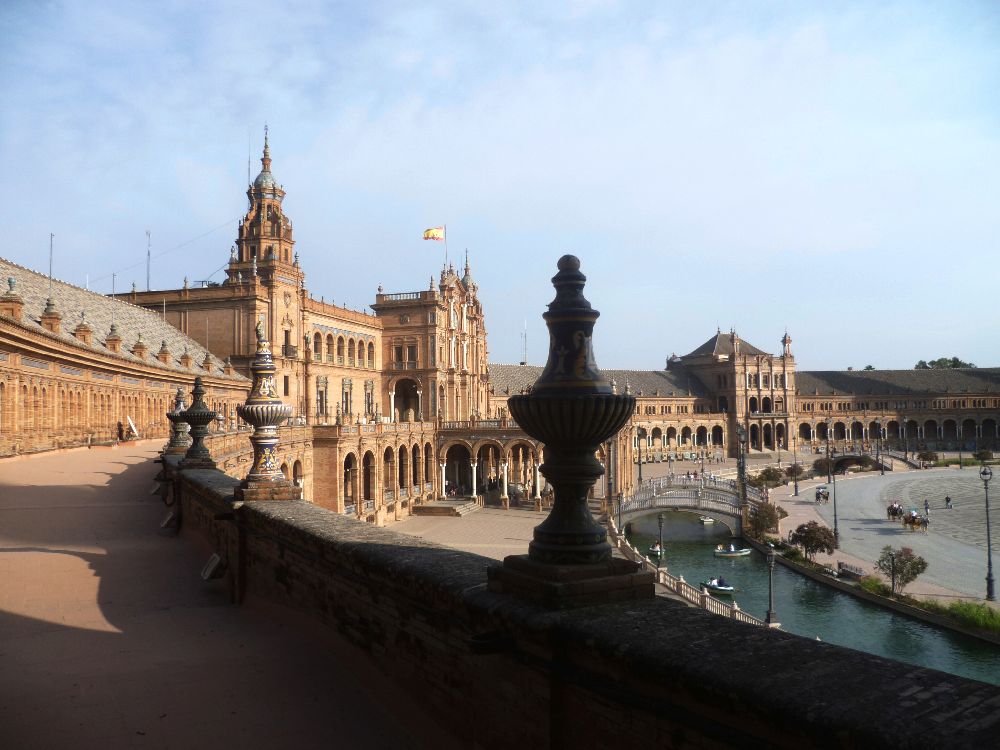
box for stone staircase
[411,499,481,517]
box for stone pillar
[501,461,509,501]
[416,389,423,421]
[470,460,478,500]
[533,462,542,499]
[389,392,396,423]
[439,461,447,499]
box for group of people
[814,487,830,504]
[707,576,729,588]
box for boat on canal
[699,516,715,524]
[701,580,735,595]
[714,544,751,557]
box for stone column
[439,461,447,499]
[470,460,478,500]
[533,461,542,499]
[389,392,396,423]
[416,389,423,421]
[501,460,509,508]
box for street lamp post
[766,547,778,625]
[826,418,839,542]
[737,424,748,514]
[617,491,623,530]
[824,418,832,484]
[657,512,665,570]
[875,419,884,476]
[901,415,907,459]
[792,433,799,496]
[777,438,782,468]
[637,429,643,484]
[981,465,995,601]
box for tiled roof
[0,257,247,382]
[488,364,709,397]
[683,332,769,358]
[796,368,1000,396]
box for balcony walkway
[0,441,459,750]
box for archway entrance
[393,378,420,422]
[445,444,472,496]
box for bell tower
[227,128,302,284]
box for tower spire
[261,124,271,172]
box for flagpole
[444,224,449,268]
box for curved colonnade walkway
[0,442,459,750]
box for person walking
[945,495,953,510]
[924,498,930,516]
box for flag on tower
[423,226,445,241]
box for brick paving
[0,442,459,750]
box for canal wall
[742,536,1000,646]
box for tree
[789,521,837,561]
[749,503,783,538]
[974,450,994,462]
[863,364,875,371]
[914,357,975,370]
[785,463,804,480]
[917,450,939,463]
[875,546,927,595]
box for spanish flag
[423,226,445,241]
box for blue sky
[2,1,998,370]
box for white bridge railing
[622,475,763,517]
[607,518,769,628]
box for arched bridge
[825,451,893,471]
[619,476,764,533]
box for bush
[813,458,832,476]
[948,601,1000,632]
[749,503,781,538]
[785,463,804,480]
[973,450,994,462]
[917,450,939,463]
[858,575,890,596]
[790,521,837,561]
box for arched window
[367,342,375,368]
[326,334,334,362]
[313,333,321,356]
[337,337,345,362]
[348,339,356,365]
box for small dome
[254,168,276,189]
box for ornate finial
[429,276,435,290]
[132,281,137,292]
[43,297,57,315]
[237,271,243,283]
[529,255,609,396]
[503,255,636,568]
[136,332,143,343]
[179,377,217,468]
[377,284,383,294]
[230,246,237,261]
[464,249,470,274]
[108,323,119,337]
[183,276,189,289]
[261,125,271,171]
[293,251,299,266]
[79,310,86,324]
[6,277,15,293]
[251,256,257,276]
[236,309,296,499]
[165,387,191,454]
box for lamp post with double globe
[826,418,839,542]
[981,465,995,601]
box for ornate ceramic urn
[165,387,191,454]
[179,377,217,468]
[236,319,296,496]
[507,255,635,565]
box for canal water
[626,510,1000,686]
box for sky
[2,1,998,371]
